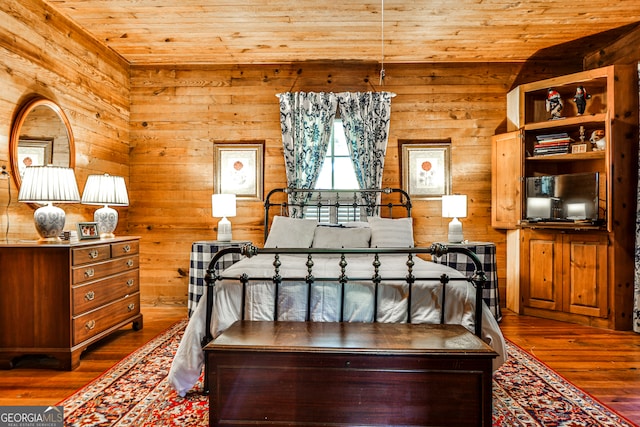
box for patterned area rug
[60,320,637,427]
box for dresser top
[0,236,140,248]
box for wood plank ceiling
[44,0,640,66]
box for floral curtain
[634,62,640,333]
[337,91,393,215]
[277,91,338,217]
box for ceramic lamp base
[447,217,464,243]
[216,216,232,242]
[34,203,65,242]
[94,205,118,239]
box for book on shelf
[536,132,570,141]
[533,145,571,156]
[535,138,572,147]
[535,132,573,146]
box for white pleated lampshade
[81,174,129,206]
[18,165,81,204]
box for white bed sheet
[168,253,507,396]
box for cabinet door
[562,234,608,318]
[491,131,522,229]
[521,230,562,311]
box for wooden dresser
[0,236,143,370]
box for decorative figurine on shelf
[573,85,591,115]
[546,88,564,120]
[590,129,606,151]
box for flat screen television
[525,172,600,223]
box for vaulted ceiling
[44,0,640,66]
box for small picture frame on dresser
[77,222,99,240]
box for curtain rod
[275,92,397,97]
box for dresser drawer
[73,293,140,345]
[72,270,139,315]
[72,244,111,266]
[72,255,139,285]
[112,240,139,258]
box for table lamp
[212,193,236,241]
[18,165,81,242]
[81,173,129,238]
[441,194,467,243]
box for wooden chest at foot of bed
[205,321,497,427]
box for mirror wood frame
[9,97,76,193]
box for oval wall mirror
[9,97,75,191]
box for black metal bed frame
[262,187,412,241]
[201,188,487,349]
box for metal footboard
[201,243,487,348]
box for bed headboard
[263,187,412,241]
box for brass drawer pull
[126,259,134,267]
[126,279,135,287]
[84,291,95,301]
[89,249,99,259]
[127,303,135,312]
[123,244,131,253]
[85,320,96,331]
[84,268,95,278]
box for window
[305,119,361,222]
[314,119,358,190]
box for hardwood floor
[0,306,639,425]
[0,306,186,407]
[499,309,640,425]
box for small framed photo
[213,142,264,201]
[401,142,452,199]
[571,143,587,154]
[77,222,99,240]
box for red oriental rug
[59,320,637,427]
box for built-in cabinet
[0,237,143,369]
[492,65,638,330]
[522,229,608,320]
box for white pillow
[367,216,414,248]
[312,227,371,248]
[264,216,318,248]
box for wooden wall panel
[3,0,599,311]
[0,0,130,240]
[129,61,577,307]
[584,25,640,68]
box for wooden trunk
[206,321,497,427]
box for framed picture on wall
[401,142,451,199]
[213,142,264,201]
[17,139,53,177]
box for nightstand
[432,241,501,321]
[188,240,250,317]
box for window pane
[333,158,358,189]
[315,160,332,189]
[333,120,350,156]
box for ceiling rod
[379,0,385,86]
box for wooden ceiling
[44,0,640,66]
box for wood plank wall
[0,0,130,238]
[6,0,632,311]
[129,61,580,307]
